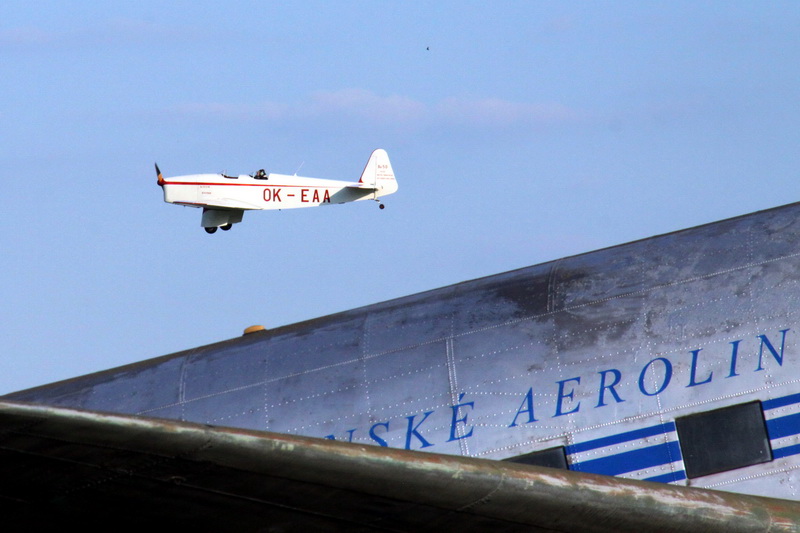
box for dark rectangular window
[506,446,568,469]
[675,401,772,479]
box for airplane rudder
[375,149,397,194]
[359,149,397,194]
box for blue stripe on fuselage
[570,441,682,476]
[763,393,800,411]
[566,422,676,455]
[766,412,800,440]
[643,470,687,483]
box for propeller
[155,163,165,187]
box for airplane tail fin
[358,149,398,196]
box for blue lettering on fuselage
[324,329,792,448]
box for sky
[1,2,799,394]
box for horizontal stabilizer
[0,400,797,531]
[346,183,378,191]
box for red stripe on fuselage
[164,181,332,188]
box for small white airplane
[156,149,397,233]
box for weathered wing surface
[0,400,797,532]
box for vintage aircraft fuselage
[161,173,384,210]
[8,200,800,501]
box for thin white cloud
[165,90,426,125]
[0,27,52,46]
[165,90,583,130]
[304,89,427,124]
[169,102,287,121]
[0,19,194,50]
[543,16,576,34]
[437,97,581,127]
[87,18,181,45]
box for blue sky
[1,2,799,394]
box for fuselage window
[675,401,772,479]
[506,446,568,469]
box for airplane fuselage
[162,173,379,210]
[10,199,800,503]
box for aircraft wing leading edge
[0,400,797,532]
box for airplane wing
[0,401,797,531]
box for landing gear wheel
[379,204,385,210]
[221,224,232,231]
[205,227,217,234]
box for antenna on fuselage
[293,161,305,176]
